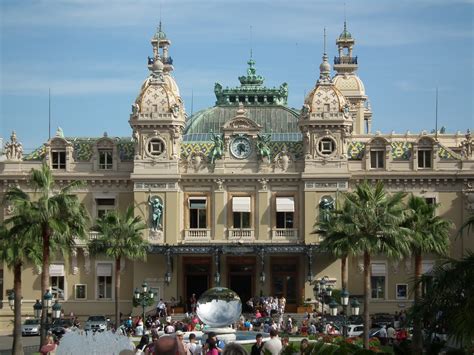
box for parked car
[84,315,108,332]
[50,318,74,338]
[346,324,364,337]
[21,318,41,336]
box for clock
[230,136,252,159]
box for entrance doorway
[271,257,299,312]
[183,257,211,313]
[227,257,255,312]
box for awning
[371,263,386,276]
[276,197,295,212]
[97,263,112,277]
[49,264,64,277]
[189,198,207,209]
[232,197,251,212]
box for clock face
[230,137,252,159]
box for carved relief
[460,130,473,159]
[215,179,225,191]
[274,146,293,172]
[83,248,91,274]
[258,178,268,191]
[188,152,207,172]
[71,249,79,275]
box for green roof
[184,105,300,138]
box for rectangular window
[396,284,408,300]
[51,276,65,300]
[276,197,295,229]
[232,197,251,229]
[74,284,87,300]
[233,211,251,228]
[321,140,333,153]
[425,197,436,205]
[96,198,115,218]
[52,151,66,169]
[50,264,65,300]
[189,198,207,229]
[371,263,386,299]
[370,150,385,169]
[99,150,113,170]
[97,263,112,299]
[276,212,294,228]
[418,150,432,168]
[371,276,385,299]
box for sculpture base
[203,327,236,344]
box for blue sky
[1,0,473,152]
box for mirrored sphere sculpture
[196,287,242,328]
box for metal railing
[334,56,358,65]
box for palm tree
[411,252,474,349]
[4,164,89,346]
[0,222,41,355]
[317,203,354,291]
[403,195,453,354]
[88,206,149,329]
[329,180,410,349]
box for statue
[148,195,163,231]
[208,131,224,165]
[319,196,335,223]
[256,133,271,161]
[4,131,23,161]
[461,129,473,159]
[56,127,64,138]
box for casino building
[0,23,473,330]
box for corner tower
[299,30,352,173]
[129,24,185,174]
[332,22,372,134]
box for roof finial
[344,2,347,31]
[250,25,253,59]
[323,27,327,55]
[319,28,331,82]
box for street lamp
[313,276,333,332]
[33,300,42,319]
[214,272,221,286]
[8,292,15,310]
[52,300,62,319]
[329,299,338,316]
[133,281,155,322]
[259,271,266,284]
[351,298,360,316]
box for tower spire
[319,28,331,82]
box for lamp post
[33,300,42,319]
[43,290,53,327]
[52,300,62,320]
[133,282,155,323]
[340,289,350,337]
[8,292,15,310]
[313,276,332,332]
[328,291,361,338]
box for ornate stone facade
[0,23,472,330]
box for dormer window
[370,150,385,169]
[52,151,66,169]
[418,149,432,169]
[99,150,113,170]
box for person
[136,320,144,336]
[387,324,396,345]
[222,342,249,355]
[157,298,167,317]
[280,337,290,354]
[40,335,57,355]
[379,325,388,345]
[176,330,187,352]
[136,335,149,354]
[261,329,282,355]
[204,332,223,354]
[187,333,202,355]
[189,293,197,314]
[144,334,159,354]
[206,338,219,355]
[153,335,179,355]
[300,338,310,355]
[250,333,264,355]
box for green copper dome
[153,21,167,40]
[184,58,300,139]
[339,21,352,39]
